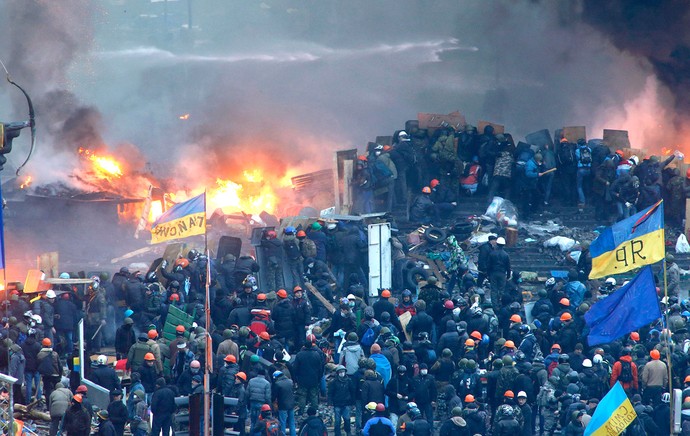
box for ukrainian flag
[589,200,664,279]
[584,382,636,436]
[150,193,206,244]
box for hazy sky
[0,0,682,186]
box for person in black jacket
[62,395,91,436]
[299,406,328,436]
[107,389,128,436]
[386,365,413,423]
[150,378,176,436]
[89,355,121,392]
[114,318,136,360]
[487,237,511,306]
[271,290,295,348]
[494,407,521,436]
[292,336,325,415]
[412,364,438,431]
[373,291,402,333]
[439,406,470,436]
[272,371,296,436]
[20,331,42,402]
[406,301,434,340]
[477,236,497,285]
[329,365,355,436]
[260,230,284,292]
[96,410,117,436]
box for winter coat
[307,229,328,262]
[49,384,72,418]
[329,375,355,407]
[410,195,434,223]
[361,375,386,404]
[487,248,511,276]
[97,420,117,436]
[107,400,128,436]
[9,346,25,382]
[53,298,79,331]
[136,364,159,393]
[37,347,61,376]
[339,342,365,375]
[33,299,55,328]
[247,375,271,403]
[272,375,295,410]
[151,386,176,417]
[412,374,437,405]
[363,416,395,436]
[439,416,470,436]
[610,356,639,391]
[21,337,41,372]
[271,299,295,334]
[89,365,121,392]
[292,346,325,388]
[124,278,146,311]
[406,310,434,339]
[299,415,329,436]
[641,359,668,388]
[115,324,136,356]
[63,403,91,435]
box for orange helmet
[383,145,392,152]
[504,340,515,349]
[42,338,52,347]
[381,290,391,298]
[293,285,303,293]
[257,293,267,301]
[144,353,156,361]
[551,344,561,351]
[509,314,522,323]
[357,155,367,162]
[259,332,271,340]
[430,179,440,188]
[73,394,83,403]
[465,338,475,346]
[169,293,180,302]
[225,354,237,363]
[470,331,482,340]
[277,289,288,299]
[175,325,186,334]
[174,258,190,268]
[504,390,515,398]
[559,298,570,306]
[296,230,307,238]
[560,312,573,322]
[465,394,475,403]
[148,330,158,339]
[630,332,640,341]
[422,186,432,194]
[236,372,247,382]
[650,349,660,360]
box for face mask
[349,301,355,308]
[191,368,199,374]
[375,151,381,156]
[308,263,314,268]
[338,372,346,378]
[420,370,428,376]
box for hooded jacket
[610,355,638,391]
[340,341,364,375]
[439,416,469,436]
[49,383,72,418]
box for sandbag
[544,236,577,252]
[676,234,690,254]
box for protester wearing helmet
[410,186,435,224]
[260,228,285,293]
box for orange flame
[19,175,32,189]
[179,114,190,120]
[78,147,123,179]
[206,169,282,214]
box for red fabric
[610,355,638,391]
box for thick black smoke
[581,1,690,128]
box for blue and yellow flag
[151,193,206,244]
[584,382,636,436]
[585,266,661,346]
[588,200,664,279]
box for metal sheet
[368,222,392,297]
[525,129,554,148]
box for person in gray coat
[8,341,25,404]
[247,370,271,428]
[49,382,72,436]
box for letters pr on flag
[588,200,664,279]
[150,193,206,244]
[583,382,636,436]
[584,266,661,346]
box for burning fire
[78,147,124,179]
[208,170,281,214]
[19,176,32,189]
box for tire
[450,222,474,234]
[403,260,417,271]
[424,228,448,244]
[405,267,430,289]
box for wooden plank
[477,120,505,135]
[418,111,467,132]
[304,282,336,314]
[562,126,586,142]
[398,311,412,342]
[37,252,59,278]
[602,129,631,150]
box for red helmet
[174,258,190,268]
[296,230,307,238]
[265,230,277,240]
[261,404,271,412]
[76,385,88,394]
[443,300,454,310]
[430,179,440,188]
[306,334,316,343]
[277,289,288,299]
[169,293,180,302]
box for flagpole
[204,189,208,253]
[662,255,675,436]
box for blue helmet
[284,226,296,235]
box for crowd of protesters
[1,121,690,436]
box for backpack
[265,418,282,436]
[360,323,381,348]
[38,352,56,376]
[557,144,575,166]
[426,348,437,363]
[618,360,633,383]
[578,146,592,165]
[250,313,271,336]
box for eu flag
[584,266,661,346]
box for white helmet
[45,290,56,299]
[593,354,603,364]
[582,359,592,368]
[517,391,527,398]
[31,315,42,325]
[398,131,410,140]
[496,237,506,245]
[605,277,616,286]
[97,355,107,365]
[629,155,639,165]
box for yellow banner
[589,397,636,436]
[151,212,206,244]
[589,228,665,279]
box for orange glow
[78,147,123,179]
[149,200,164,222]
[179,114,190,120]
[206,169,282,214]
[19,175,32,189]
